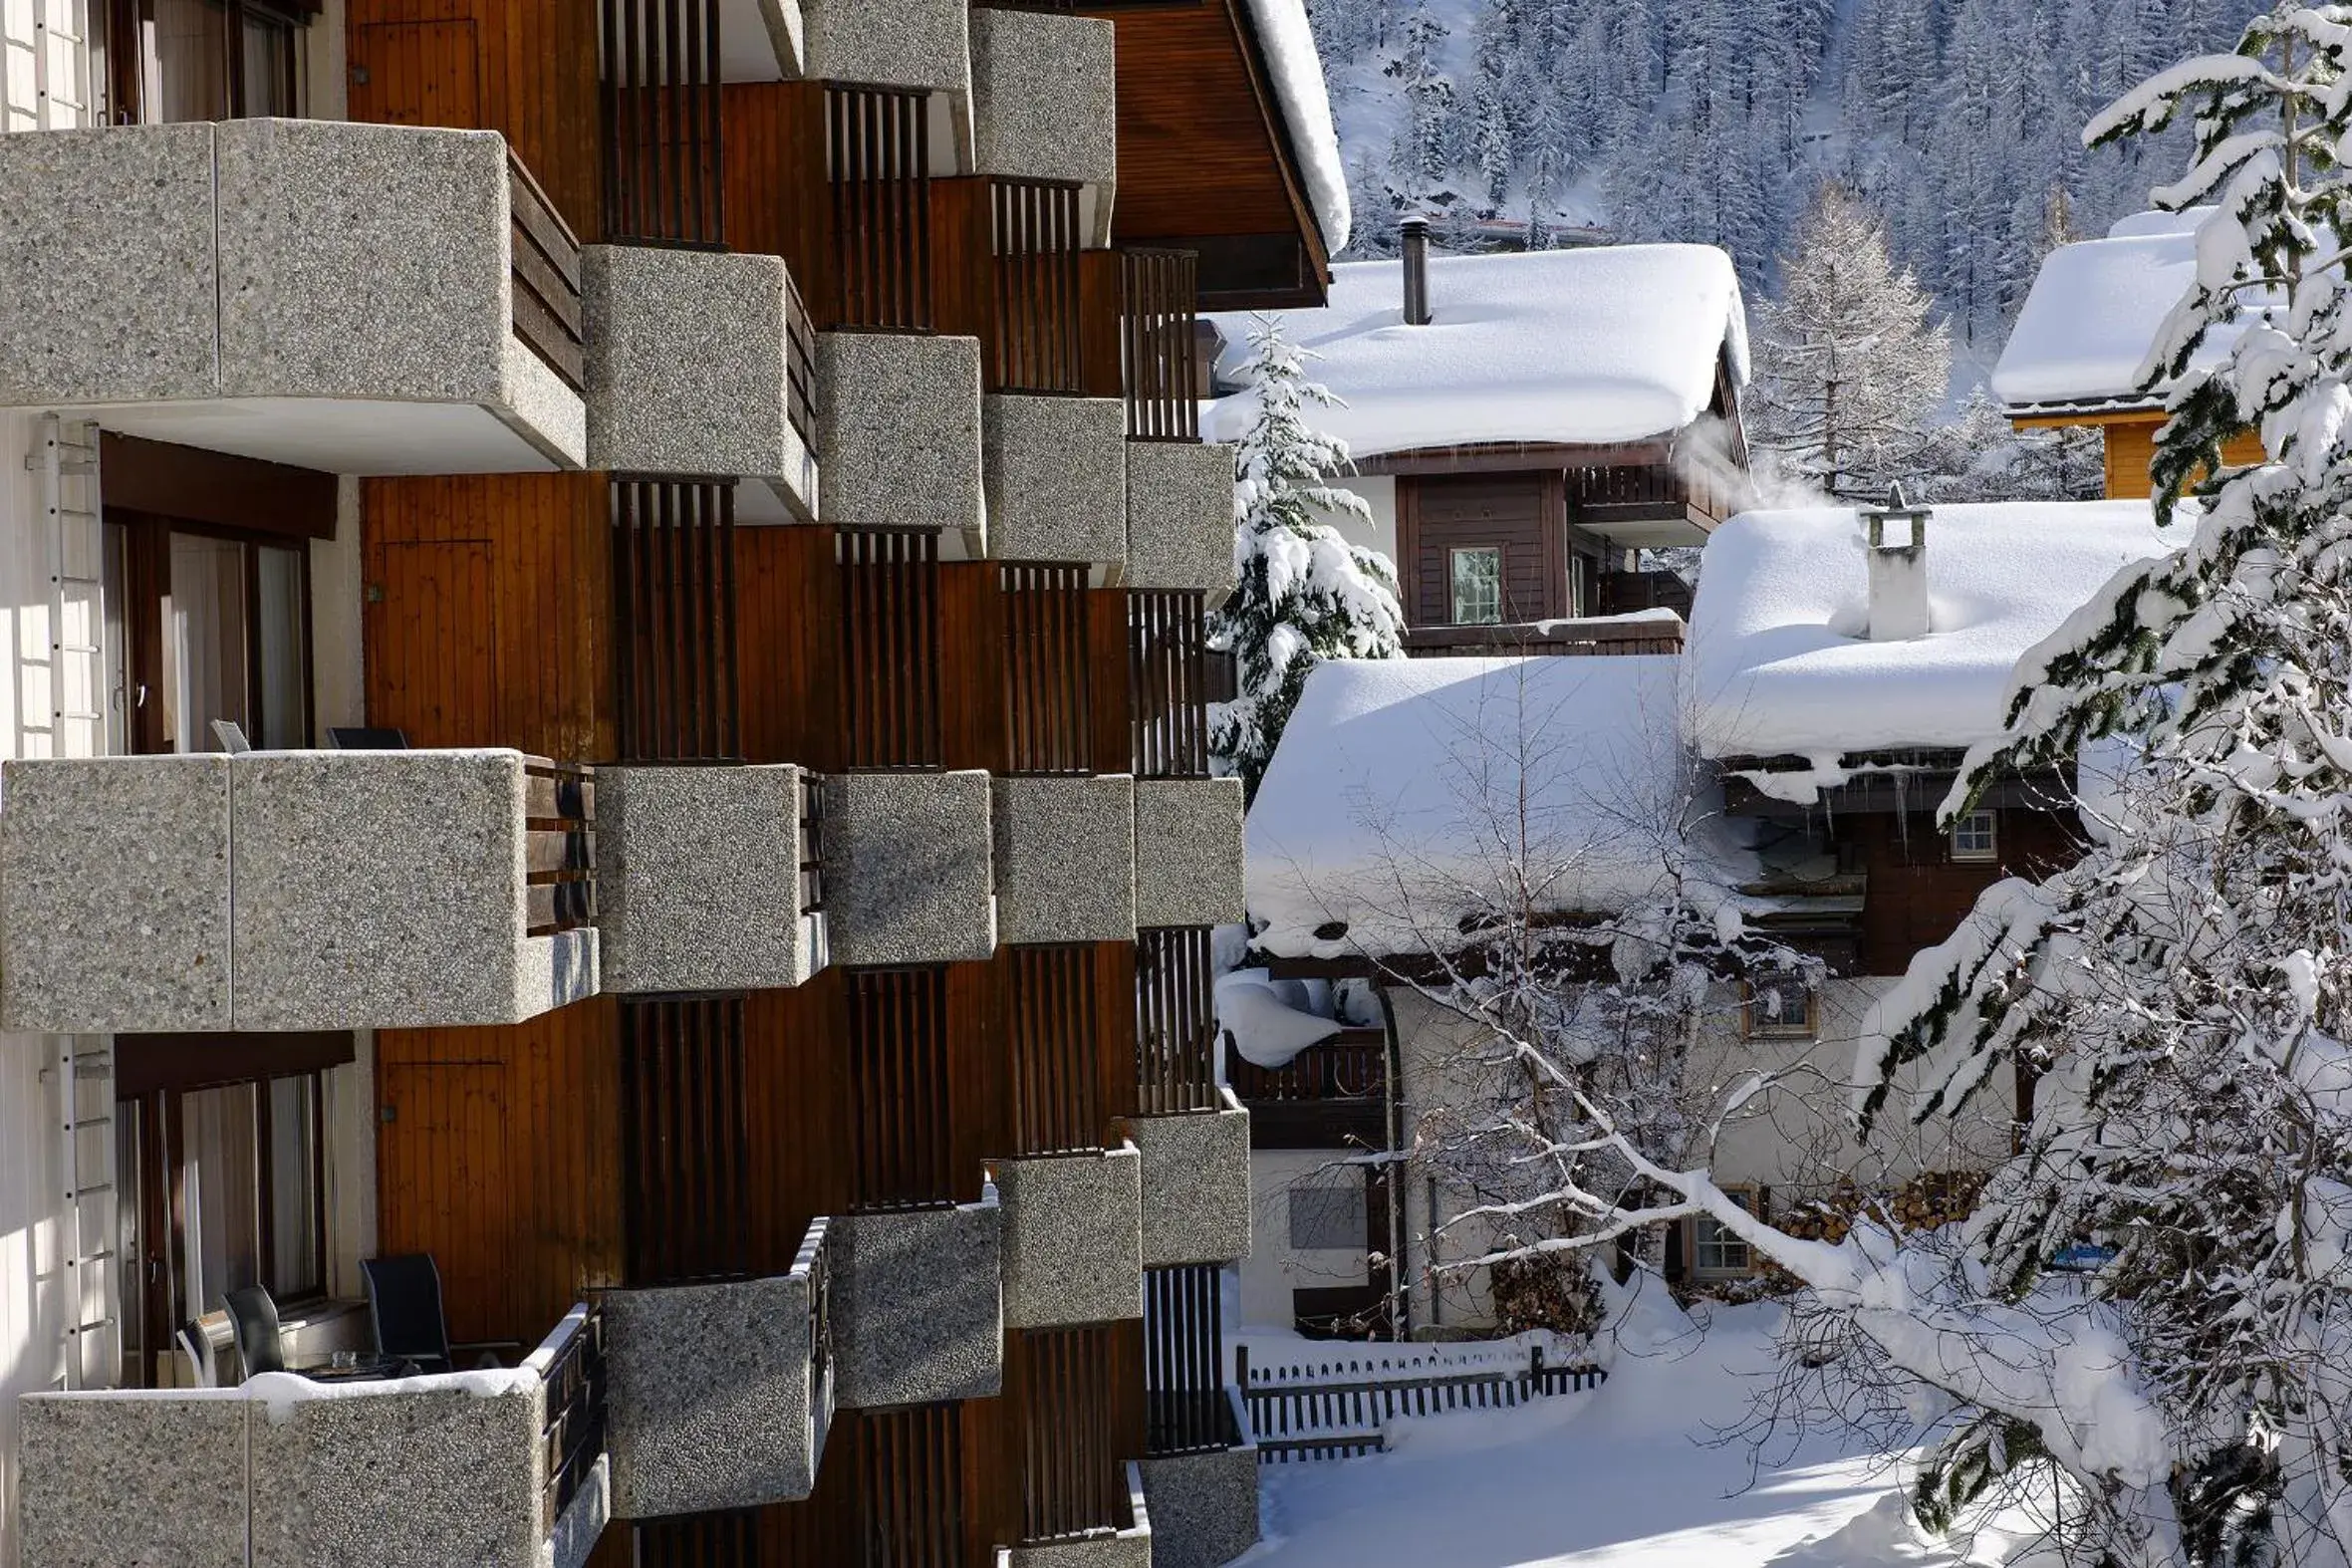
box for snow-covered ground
[1237,1303,2044,1568]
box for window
[118,523,312,755]
[1449,547,1502,626]
[1693,1188,1756,1276]
[1950,809,1998,864]
[1288,1183,1367,1251]
[174,1074,325,1317]
[1743,971,1817,1040]
[106,0,308,126]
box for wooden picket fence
[1235,1335,1606,1465]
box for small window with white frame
[1743,971,1816,1040]
[1950,808,1998,863]
[1692,1187,1757,1276]
[1449,547,1503,626]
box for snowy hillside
[1305,0,2265,353]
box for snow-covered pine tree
[1208,317,1406,801]
[1858,10,2352,1561]
[1750,181,1952,499]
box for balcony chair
[175,1317,223,1388]
[361,1253,522,1374]
[223,1285,288,1379]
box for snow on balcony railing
[1231,1330,1604,1464]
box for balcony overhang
[0,120,585,474]
[720,0,806,81]
[996,1145,1145,1330]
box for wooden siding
[736,524,842,773]
[1854,810,2079,976]
[2099,417,2265,499]
[347,0,602,240]
[361,473,614,762]
[375,1000,624,1351]
[721,81,828,286]
[1096,0,1326,306]
[1399,474,1565,628]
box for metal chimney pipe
[1401,217,1432,326]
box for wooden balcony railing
[1012,1325,1130,1543]
[1138,925,1218,1115]
[1227,1030,1388,1105]
[1130,589,1211,779]
[523,759,597,936]
[613,479,740,763]
[1403,616,1686,659]
[840,527,944,770]
[1005,563,1094,775]
[848,967,955,1209]
[621,994,751,1284]
[1569,461,1745,528]
[786,270,818,446]
[599,0,726,247]
[1146,1263,1240,1456]
[992,179,1084,393]
[1008,943,1119,1156]
[799,770,828,920]
[536,1303,609,1537]
[509,151,586,394]
[829,85,933,332]
[1123,248,1201,440]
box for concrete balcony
[1128,1089,1253,1268]
[819,333,984,540]
[1127,440,1240,597]
[1001,1462,1154,1568]
[833,1190,1004,1408]
[993,775,1136,945]
[16,1308,610,1568]
[604,1219,835,1519]
[0,119,586,473]
[598,764,826,994]
[824,769,995,966]
[1134,778,1246,929]
[0,751,598,1035]
[970,8,1116,244]
[1140,1405,1261,1568]
[996,1145,1144,1330]
[585,244,818,517]
[803,0,969,105]
[985,395,1128,567]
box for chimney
[1861,484,1932,642]
[1401,216,1432,326]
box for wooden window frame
[1741,972,1818,1041]
[1690,1186,1758,1277]
[1950,808,1998,864]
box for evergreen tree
[1749,182,1952,497]
[1207,318,1406,802]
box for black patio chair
[361,1253,522,1374]
[223,1286,287,1379]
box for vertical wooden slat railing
[848,967,955,1209]
[1129,590,1210,779]
[1122,248,1200,440]
[991,179,1084,392]
[798,770,828,919]
[786,270,819,445]
[538,1305,608,1535]
[840,527,944,770]
[1014,1326,1127,1542]
[614,480,740,762]
[599,0,726,247]
[1225,1032,1388,1105]
[859,1405,964,1567]
[621,995,753,1284]
[1003,564,1094,775]
[508,151,586,393]
[829,85,933,331]
[1136,926,1217,1115]
[1008,944,1105,1156]
[523,760,598,936]
[1145,1263,1235,1455]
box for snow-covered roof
[1686,501,2173,792]
[1247,654,1748,959]
[1990,208,2242,414]
[1239,0,1351,257]
[1203,245,1749,459]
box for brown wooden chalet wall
[1852,809,2079,976]
[1397,472,1568,626]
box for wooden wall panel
[1088,589,1132,777]
[2099,418,2264,499]
[347,0,602,239]
[736,524,842,773]
[931,177,994,349]
[1855,810,2080,976]
[940,562,1009,775]
[723,82,831,307]
[362,473,613,762]
[375,998,624,1351]
[743,976,852,1276]
[1404,475,1559,627]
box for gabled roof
[1236,0,1349,256]
[1991,209,2251,418]
[1685,501,2172,797]
[1203,244,1749,460]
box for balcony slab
[1127,441,1238,597]
[586,244,817,514]
[997,1147,1144,1330]
[0,755,232,1035]
[1133,778,1246,928]
[1140,1441,1260,1568]
[971,8,1115,231]
[604,1264,827,1518]
[599,764,822,993]
[993,774,1136,946]
[16,1393,250,1568]
[1129,1093,1253,1267]
[804,0,969,101]
[985,394,1127,567]
[818,332,983,537]
[825,769,995,966]
[833,1196,1004,1408]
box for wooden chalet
[0,2,1340,1565]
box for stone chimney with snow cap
[1401,216,1432,325]
[1861,484,1933,641]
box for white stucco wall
[1240,1149,1377,1330]
[1317,476,1397,576]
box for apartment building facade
[0,2,1341,1564]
